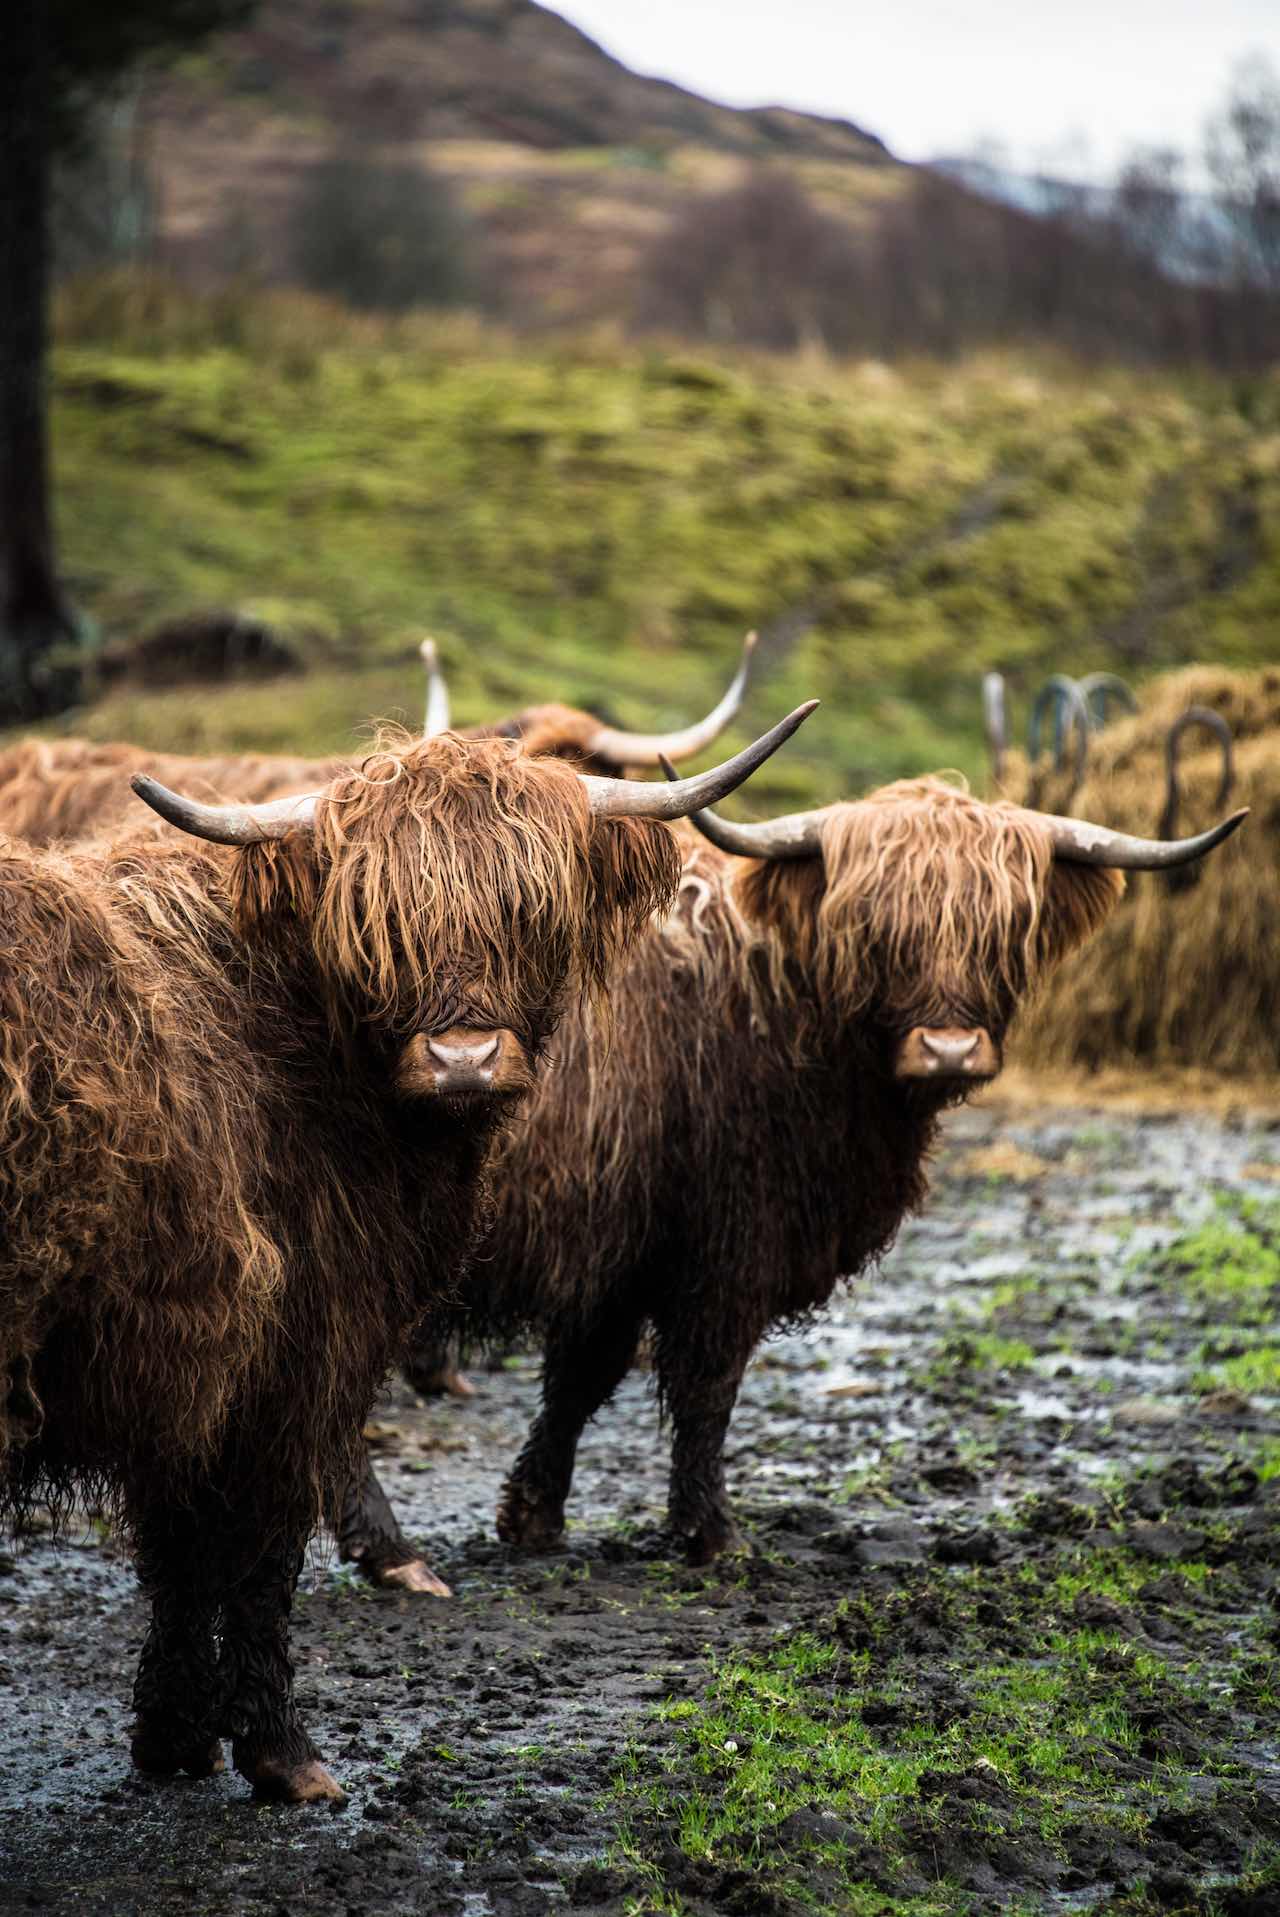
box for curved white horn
[580,701,817,818]
[659,756,825,859]
[1026,806,1248,869]
[131,775,321,845]
[421,638,451,736]
[666,779,1249,873]
[583,633,758,768]
[983,671,1007,784]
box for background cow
[425,776,1243,1564]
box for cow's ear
[230,835,319,938]
[1038,861,1125,968]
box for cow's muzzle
[895,1027,1001,1082]
[396,1026,534,1101]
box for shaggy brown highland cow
[379,774,1240,1567]
[0,633,756,849]
[0,644,760,1593]
[0,711,810,1801]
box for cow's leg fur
[130,1500,226,1778]
[333,1449,452,1596]
[659,1319,760,1565]
[496,1312,642,1548]
[218,1521,343,1803]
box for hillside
[156,0,890,158]
[40,284,1280,812]
[139,0,898,321]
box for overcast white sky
[554,0,1280,180]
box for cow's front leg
[333,1448,451,1596]
[219,1522,343,1804]
[496,1312,642,1548]
[130,1500,226,1779]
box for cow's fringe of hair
[737,779,1124,1033]
[232,730,681,1037]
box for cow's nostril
[428,1035,499,1070]
[921,1032,979,1062]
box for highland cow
[0,712,809,1800]
[0,633,756,848]
[384,775,1242,1567]
[0,645,760,1594]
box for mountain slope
[137,0,898,319]
[153,0,890,160]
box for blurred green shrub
[289,149,475,313]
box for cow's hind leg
[130,1501,226,1779]
[496,1312,642,1549]
[219,1521,344,1804]
[333,1448,452,1596]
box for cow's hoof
[495,1483,564,1549]
[373,1557,452,1597]
[678,1523,743,1567]
[131,1726,225,1778]
[249,1756,346,1805]
[405,1360,475,1400]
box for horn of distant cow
[583,632,757,768]
[421,638,451,737]
[582,700,817,819]
[983,671,1007,786]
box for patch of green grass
[612,1524,1277,1915]
[927,1332,1037,1383]
[1193,1342,1280,1396]
[1145,1198,1280,1327]
[30,276,1280,809]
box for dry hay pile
[1002,665,1280,1076]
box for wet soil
[1,1102,1278,1914]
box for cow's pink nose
[427,1035,499,1071]
[921,1032,979,1066]
[395,1027,534,1102]
[894,1026,1001,1081]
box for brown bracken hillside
[141,0,899,319]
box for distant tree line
[635,61,1280,369]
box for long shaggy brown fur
[0,731,678,1789]
[0,737,339,845]
[445,777,1123,1561]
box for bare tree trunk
[0,6,79,721]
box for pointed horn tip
[743,630,759,656]
[131,772,161,801]
[420,638,437,665]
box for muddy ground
[1,1101,1278,1916]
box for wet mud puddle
[2,1103,1278,1915]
